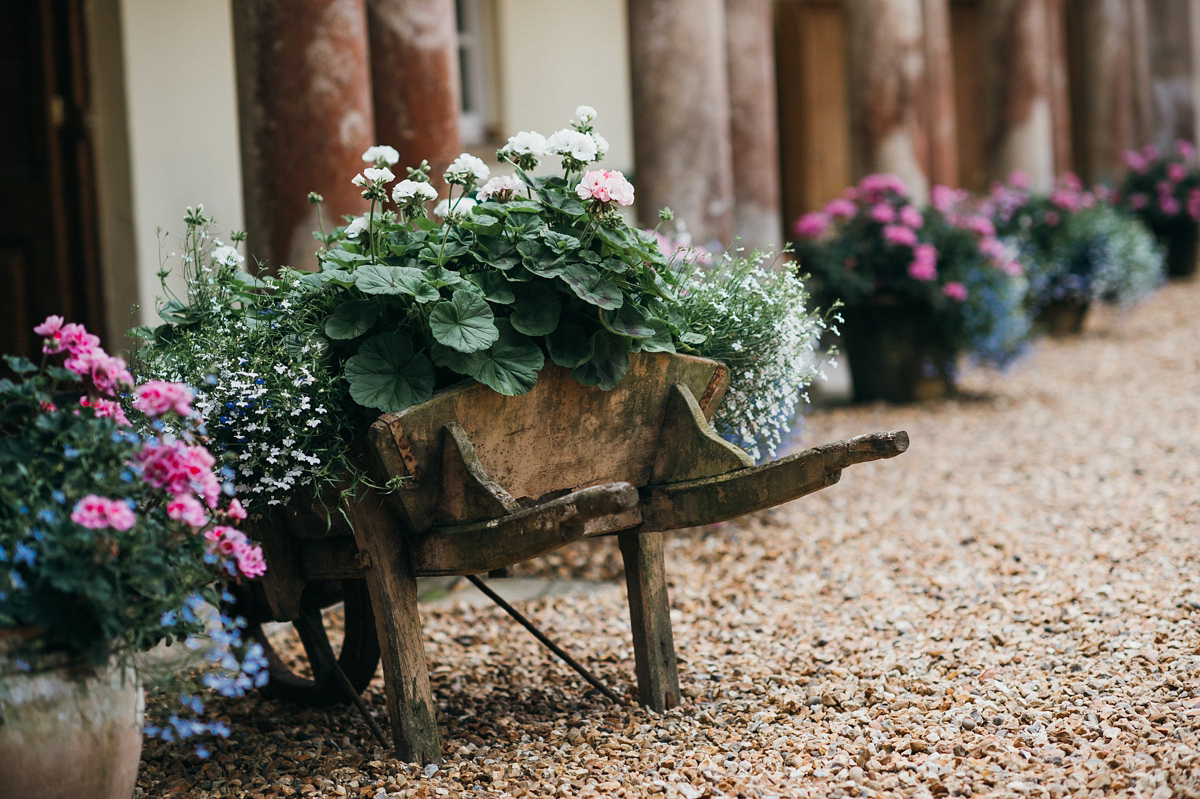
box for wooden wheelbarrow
[240,352,908,763]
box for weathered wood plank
[344,490,442,764]
[370,353,728,533]
[639,430,910,532]
[410,482,639,576]
[435,422,519,525]
[618,531,680,711]
[652,383,754,483]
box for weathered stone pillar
[366,0,462,186]
[1069,0,1137,183]
[922,0,959,188]
[231,0,374,272]
[1143,0,1200,149]
[629,0,734,248]
[1046,0,1074,175]
[982,0,1057,189]
[845,0,931,201]
[725,0,783,252]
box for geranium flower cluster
[1119,139,1200,231]
[792,173,1033,368]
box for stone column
[628,0,734,248]
[366,0,462,187]
[922,0,959,188]
[725,0,783,252]
[1069,0,1137,183]
[845,0,931,202]
[231,0,374,272]
[1143,0,1200,149]
[982,0,1057,189]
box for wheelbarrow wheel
[238,579,382,706]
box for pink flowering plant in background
[1118,139,1200,233]
[792,174,1032,368]
[0,318,268,750]
[987,172,1164,312]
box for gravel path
[137,279,1200,798]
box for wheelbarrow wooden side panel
[368,353,730,532]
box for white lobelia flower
[361,145,400,166]
[391,180,439,205]
[575,105,597,124]
[546,129,598,162]
[503,131,547,157]
[211,245,244,266]
[445,153,490,185]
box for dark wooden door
[0,0,103,361]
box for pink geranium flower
[942,282,968,302]
[869,203,896,224]
[575,169,634,206]
[133,381,195,418]
[793,212,830,238]
[883,224,917,248]
[71,495,136,531]
[907,244,938,281]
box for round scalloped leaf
[561,262,623,309]
[428,289,499,353]
[465,270,516,304]
[600,303,656,338]
[546,321,593,368]
[325,300,379,340]
[344,333,435,412]
[631,319,677,354]
[468,320,544,396]
[354,265,438,301]
[509,284,561,336]
[570,329,629,390]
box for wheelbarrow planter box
[247,352,908,763]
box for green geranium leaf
[503,200,542,214]
[465,271,516,304]
[570,330,629,391]
[2,355,37,375]
[595,226,629,252]
[355,264,432,298]
[561,263,624,309]
[325,300,379,340]
[429,341,476,377]
[680,331,708,346]
[509,284,561,336]
[600,303,656,338]
[518,240,565,278]
[632,319,677,354]
[546,321,593,368]
[323,248,371,266]
[344,333,435,412]
[424,265,468,289]
[468,321,544,396]
[543,230,581,253]
[428,289,499,353]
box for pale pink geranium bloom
[168,493,209,528]
[71,495,135,531]
[575,170,634,206]
[1167,162,1188,183]
[235,544,268,579]
[869,203,896,224]
[942,282,968,302]
[1176,140,1196,160]
[226,498,248,521]
[929,185,959,214]
[964,216,996,238]
[133,381,195,418]
[793,212,830,238]
[1161,196,1182,217]
[1123,150,1148,173]
[79,396,130,427]
[857,173,907,203]
[908,244,938,281]
[898,205,923,229]
[823,197,857,219]
[33,315,64,337]
[883,224,917,248]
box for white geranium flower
[575,105,597,124]
[445,153,490,185]
[504,131,547,157]
[591,133,609,161]
[343,215,370,238]
[391,180,438,205]
[211,245,244,266]
[434,197,478,218]
[362,145,400,166]
[546,129,598,162]
[477,175,527,202]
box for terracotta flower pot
[840,299,956,403]
[0,629,144,799]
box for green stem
[368,199,378,265]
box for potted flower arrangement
[134,107,832,511]
[791,174,1031,403]
[988,172,1164,335]
[0,319,268,797]
[1118,139,1200,278]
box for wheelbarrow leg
[345,493,443,764]
[618,530,680,711]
